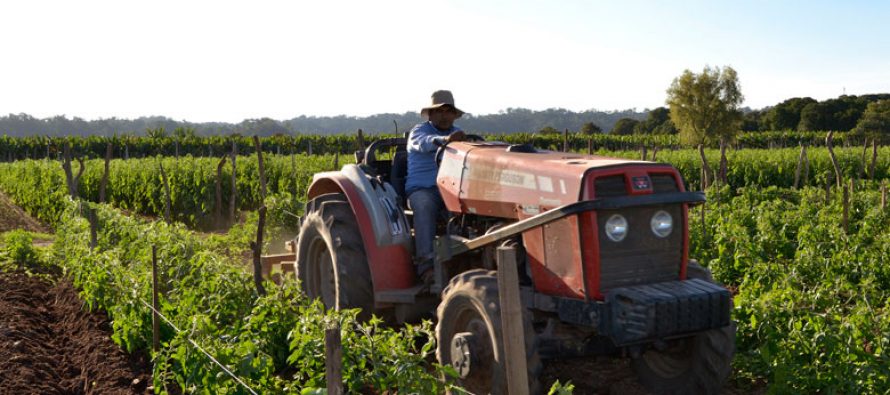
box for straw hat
[420,90,464,117]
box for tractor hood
[437,141,674,219]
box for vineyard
[1,132,888,393]
[0,130,872,161]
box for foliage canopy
[666,66,744,146]
[852,99,890,142]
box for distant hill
[0,108,646,137]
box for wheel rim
[306,238,336,308]
[447,304,496,391]
[641,338,694,378]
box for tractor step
[375,285,425,304]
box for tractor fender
[307,165,415,291]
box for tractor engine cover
[437,141,692,301]
[437,141,647,217]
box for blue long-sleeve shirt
[405,121,461,195]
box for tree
[852,100,890,143]
[580,122,602,135]
[634,107,676,134]
[763,97,816,131]
[666,65,744,188]
[537,126,561,135]
[741,109,765,132]
[666,65,743,145]
[610,118,639,135]
[797,101,833,131]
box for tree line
[0,108,646,137]
[607,94,890,137]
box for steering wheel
[435,134,485,167]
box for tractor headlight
[650,210,673,238]
[605,214,628,242]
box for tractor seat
[390,150,408,206]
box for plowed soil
[0,272,151,395]
[0,192,48,233]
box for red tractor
[293,137,734,394]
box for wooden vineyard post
[698,144,711,191]
[794,144,809,189]
[333,152,339,170]
[718,141,728,186]
[497,244,529,395]
[99,142,112,203]
[869,140,878,180]
[357,128,365,152]
[325,323,343,395]
[253,135,267,201]
[61,142,85,199]
[215,156,227,228]
[151,245,160,353]
[842,180,850,233]
[859,139,869,180]
[793,144,803,190]
[881,180,887,210]
[230,141,238,224]
[701,203,707,242]
[652,145,659,161]
[88,207,98,250]
[158,159,172,224]
[587,138,593,155]
[251,206,267,297]
[826,131,842,188]
[291,150,297,194]
[308,140,313,156]
[563,129,569,152]
[641,145,648,161]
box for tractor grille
[592,172,685,293]
[594,176,626,197]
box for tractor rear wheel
[436,269,542,395]
[296,193,374,321]
[631,261,734,395]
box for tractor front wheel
[631,261,734,394]
[436,269,542,394]
[296,193,374,320]
[631,324,735,395]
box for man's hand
[446,130,466,143]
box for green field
[1,133,888,393]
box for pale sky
[2,0,889,123]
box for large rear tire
[296,193,374,321]
[631,261,734,395]
[436,269,543,394]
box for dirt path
[0,272,151,394]
[0,192,48,234]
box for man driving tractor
[406,90,467,285]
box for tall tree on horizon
[666,65,744,188]
[666,66,744,145]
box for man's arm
[408,125,462,153]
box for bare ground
[0,191,49,234]
[0,272,152,394]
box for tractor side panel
[307,172,415,291]
[523,215,586,299]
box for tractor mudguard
[306,164,414,291]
